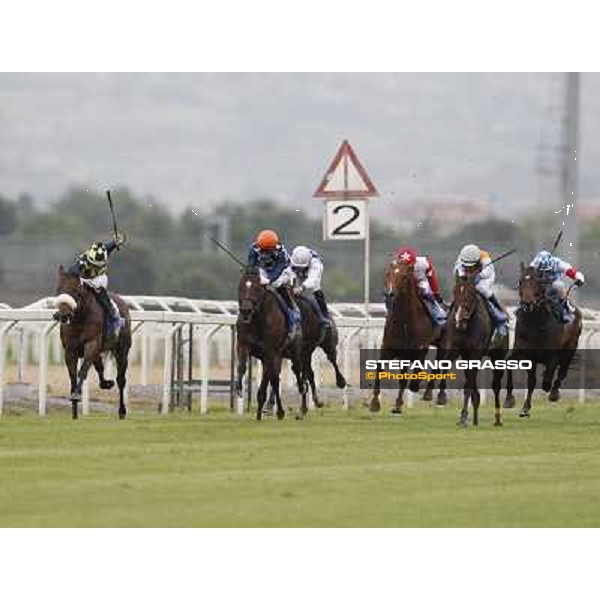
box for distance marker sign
[323,199,368,240]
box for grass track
[1,400,600,527]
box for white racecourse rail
[1,296,599,416]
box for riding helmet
[396,246,417,265]
[85,243,109,267]
[459,244,481,266]
[290,246,312,268]
[255,229,280,250]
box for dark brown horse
[444,275,507,427]
[369,259,447,415]
[508,265,582,418]
[295,294,346,406]
[236,266,307,419]
[54,266,131,419]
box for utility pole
[561,72,580,269]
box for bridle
[238,271,266,324]
[383,261,414,313]
[453,279,477,331]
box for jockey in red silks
[393,246,447,327]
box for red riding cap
[396,246,417,265]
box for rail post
[0,322,17,416]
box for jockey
[68,236,125,335]
[247,229,301,339]
[530,250,585,323]
[454,244,508,337]
[394,246,447,328]
[289,245,332,331]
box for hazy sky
[0,73,598,220]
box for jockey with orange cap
[394,246,447,327]
[247,229,301,339]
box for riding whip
[210,236,246,268]
[550,229,563,254]
[106,190,121,250]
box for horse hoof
[336,375,347,389]
[100,380,115,390]
[422,390,433,402]
[494,420,504,427]
[277,411,285,421]
[391,407,402,416]
[436,393,448,406]
[504,396,515,409]
[519,410,530,418]
[314,400,324,409]
[541,381,552,393]
[408,381,420,393]
[549,389,560,402]
[369,400,381,413]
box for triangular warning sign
[314,140,378,198]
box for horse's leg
[72,340,100,420]
[235,345,248,403]
[542,356,558,393]
[305,359,322,409]
[458,369,471,427]
[115,342,130,420]
[65,348,78,399]
[272,355,286,420]
[370,362,382,413]
[519,362,536,418]
[492,369,504,427]
[392,370,407,415]
[292,351,308,416]
[471,369,481,427]
[550,349,576,402]
[94,355,115,390]
[437,377,448,405]
[504,368,515,408]
[323,336,346,389]
[255,361,270,421]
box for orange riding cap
[255,229,280,250]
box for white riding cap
[290,246,312,268]
[459,244,481,266]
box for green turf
[1,399,600,527]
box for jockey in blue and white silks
[530,250,586,323]
[454,244,508,337]
[288,246,332,332]
[247,229,300,338]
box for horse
[235,266,307,420]
[444,275,507,427]
[508,265,582,418]
[369,258,447,415]
[53,266,131,420]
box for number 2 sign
[324,199,367,240]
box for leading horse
[53,266,131,419]
[369,258,447,415]
[236,266,307,419]
[508,265,582,418]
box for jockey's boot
[487,294,508,338]
[95,288,122,336]
[278,286,301,341]
[422,292,447,337]
[559,298,575,324]
[313,290,332,330]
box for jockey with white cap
[288,245,332,332]
[454,243,508,337]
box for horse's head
[518,264,546,312]
[54,266,83,322]
[238,266,266,323]
[453,275,478,331]
[383,258,414,312]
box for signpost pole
[364,199,370,316]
